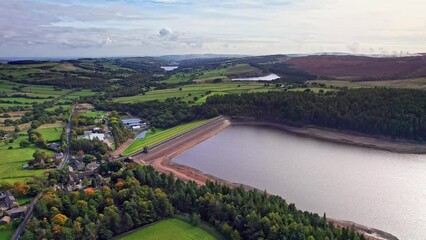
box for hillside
[287,55,426,80]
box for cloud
[0,0,426,57]
[159,27,173,37]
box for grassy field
[0,97,52,104]
[64,90,97,99]
[36,127,64,142]
[117,218,223,240]
[162,68,228,84]
[162,64,260,84]
[80,111,106,119]
[0,134,51,183]
[114,82,280,104]
[123,119,210,155]
[0,228,14,240]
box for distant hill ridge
[287,55,426,79]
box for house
[92,127,103,133]
[4,191,18,209]
[48,142,61,150]
[53,152,64,161]
[85,162,99,172]
[74,160,86,171]
[0,216,10,225]
[84,131,105,141]
[6,206,27,219]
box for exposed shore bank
[232,118,426,154]
[132,116,414,240]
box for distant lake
[173,125,426,240]
[232,73,280,81]
[161,66,179,71]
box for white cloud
[0,0,425,57]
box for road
[58,103,75,169]
[10,193,42,240]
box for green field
[161,64,260,84]
[114,82,280,104]
[162,67,228,84]
[123,119,210,155]
[117,218,223,240]
[64,90,97,99]
[0,229,14,240]
[80,111,106,119]
[0,97,52,104]
[0,134,51,183]
[36,127,64,142]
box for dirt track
[112,138,134,158]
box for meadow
[0,134,51,184]
[0,228,14,240]
[162,63,260,84]
[123,119,210,155]
[116,218,223,240]
[36,127,64,142]
[114,82,280,104]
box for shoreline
[131,116,411,240]
[232,119,426,154]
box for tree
[52,213,68,225]
[190,212,201,226]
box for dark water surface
[173,125,426,240]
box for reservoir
[232,73,280,81]
[161,66,179,71]
[172,125,426,240]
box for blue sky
[0,0,425,57]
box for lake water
[232,73,280,81]
[172,125,426,240]
[161,66,179,71]
[135,130,148,139]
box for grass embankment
[116,218,224,240]
[114,82,280,104]
[123,119,210,155]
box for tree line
[204,88,426,141]
[22,164,365,240]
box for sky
[0,0,425,57]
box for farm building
[0,216,10,225]
[121,118,147,130]
[84,131,105,141]
[2,191,18,209]
[6,206,27,219]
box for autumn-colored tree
[52,214,68,225]
[13,181,30,197]
[115,180,123,189]
[85,188,95,196]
